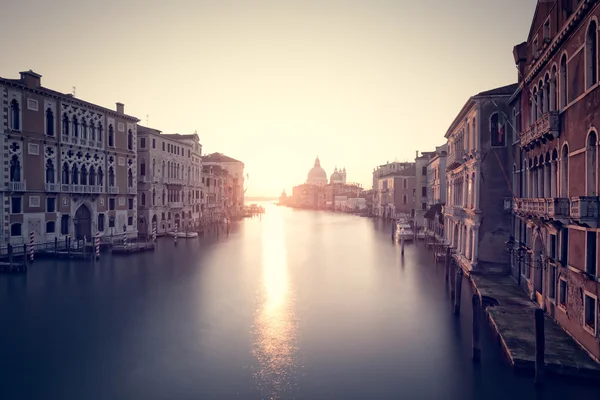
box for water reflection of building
[290,157,363,210]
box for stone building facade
[202,153,245,218]
[136,126,203,236]
[425,144,448,237]
[1,70,139,244]
[372,161,414,218]
[444,83,517,274]
[510,0,600,360]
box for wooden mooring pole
[445,246,450,282]
[534,308,545,386]
[8,244,13,268]
[454,268,463,315]
[449,259,456,303]
[472,294,481,362]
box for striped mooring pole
[95,232,100,260]
[174,223,178,246]
[152,221,157,244]
[29,231,34,262]
[123,230,127,247]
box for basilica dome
[307,157,328,186]
[330,168,343,184]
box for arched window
[539,81,545,115]
[141,192,146,206]
[89,166,96,186]
[534,156,540,198]
[560,54,568,109]
[544,74,550,113]
[11,223,22,237]
[98,123,103,144]
[81,119,87,139]
[97,167,104,186]
[490,113,505,147]
[80,165,88,185]
[127,129,133,151]
[72,164,79,185]
[9,99,20,130]
[9,155,20,183]
[72,118,79,138]
[108,125,114,147]
[152,189,156,206]
[46,108,55,136]
[532,88,539,121]
[552,149,559,197]
[62,113,69,136]
[551,65,558,112]
[108,167,115,187]
[45,159,55,184]
[152,158,156,176]
[128,169,133,187]
[162,189,166,205]
[62,162,70,184]
[162,160,166,178]
[587,131,597,195]
[140,159,146,176]
[89,122,95,141]
[561,144,569,197]
[586,20,598,88]
[188,166,191,183]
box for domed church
[329,167,347,184]
[307,156,328,186]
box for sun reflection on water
[252,211,299,400]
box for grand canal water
[0,205,597,399]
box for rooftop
[203,152,243,164]
[0,70,139,122]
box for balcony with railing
[442,204,466,219]
[128,187,137,195]
[519,111,560,149]
[108,186,119,194]
[570,196,599,227]
[170,201,183,208]
[446,149,465,170]
[70,136,78,145]
[45,182,60,192]
[7,181,26,191]
[513,197,569,221]
[166,177,186,186]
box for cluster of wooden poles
[442,246,546,387]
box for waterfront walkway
[470,274,600,381]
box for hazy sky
[1,0,536,196]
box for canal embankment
[470,274,600,380]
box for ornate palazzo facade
[510,0,600,360]
[0,70,139,244]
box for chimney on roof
[20,70,42,88]
[116,102,124,114]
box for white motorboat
[396,223,414,242]
[167,231,199,238]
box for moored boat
[167,232,199,238]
